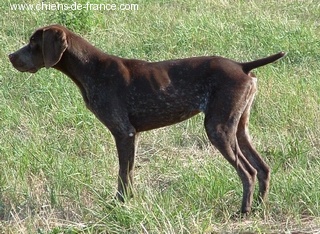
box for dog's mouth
[13,66,38,73]
[10,63,38,73]
[26,67,39,73]
[9,54,39,73]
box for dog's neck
[53,35,116,103]
[54,34,106,79]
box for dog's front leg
[114,131,139,202]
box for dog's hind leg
[204,78,259,214]
[236,80,270,204]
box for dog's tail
[241,52,286,74]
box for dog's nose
[8,53,15,62]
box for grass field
[0,0,320,233]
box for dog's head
[9,25,68,73]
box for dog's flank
[9,24,286,214]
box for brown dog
[9,24,285,214]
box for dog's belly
[127,89,209,132]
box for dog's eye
[29,37,36,47]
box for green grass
[1,0,320,233]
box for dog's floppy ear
[42,27,68,68]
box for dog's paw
[230,210,250,220]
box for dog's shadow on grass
[0,195,33,222]
[0,197,7,221]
